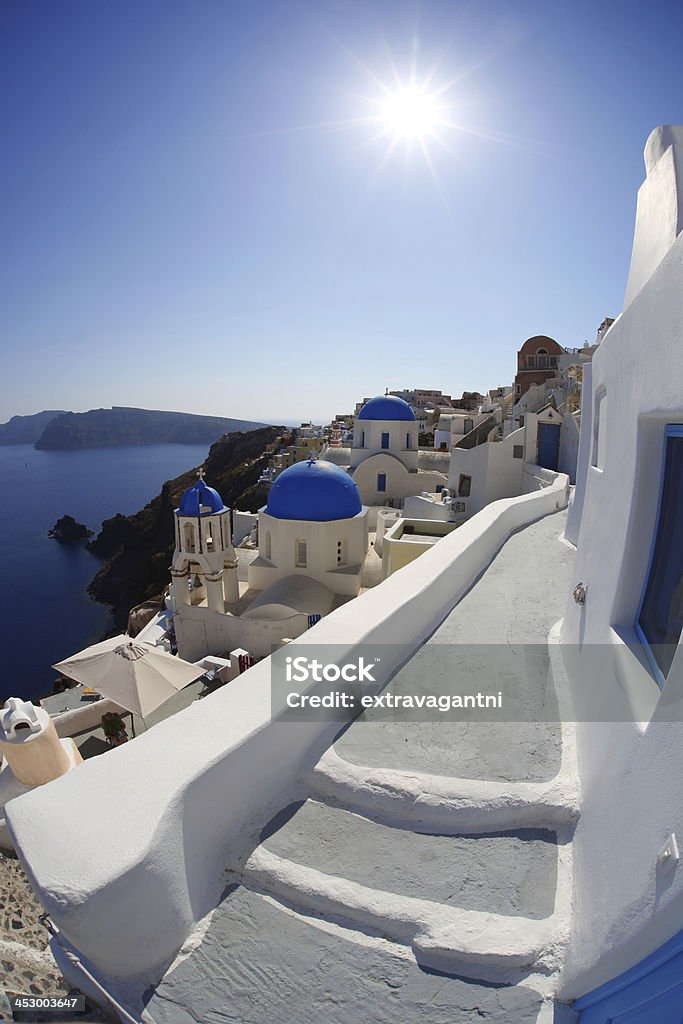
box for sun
[378,82,443,142]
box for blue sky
[1,0,681,424]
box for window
[337,539,347,565]
[264,531,271,560]
[381,432,390,449]
[513,445,524,459]
[406,433,411,449]
[183,523,196,553]
[377,473,387,493]
[527,355,536,368]
[360,430,365,447]
[636,426,683,683]
[550,356,557,367]
[458,474,472,498]
[464,418,474,434]
[295,540,307,568]
[537,348,548,369]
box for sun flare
[378,83,443,142]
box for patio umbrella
[53,636,205,719]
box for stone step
[241,843,568,983]
[146,885,559,1024]
[306,746,580,834]
[259,798,559,920]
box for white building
[170,475,239,619]
[249,459,369,599]
[350,395,447,512]
[170,464,368,661]
[558,124,683,1018]
[433,409,491,451]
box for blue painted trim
[574,925,683,1010]
[634,424,683,689]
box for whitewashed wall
[351,452,446,507]
[559,127,683,999]
[249,509,368,598]
[173,602,310,660]
[350,417,419,471]
[232,511,258,546]
[447,427,525,516]
[563,362,594,547]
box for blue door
[537,422,561,471]
[575,929,683,1022]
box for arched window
[183,523,196,553]
[537,348,548,369]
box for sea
[0,443,211,703]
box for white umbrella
[53,636,205,719]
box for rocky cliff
[0,410,68,444]
[87,426,282,626]
[35,406,270,449]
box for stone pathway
[0,853,109,1021]
[145,510,579,1024]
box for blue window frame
[377,473,386,493]
[635,425,683,685]
[381,432,390,449]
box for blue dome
[357,395,416,421]
[177,478,227,516]
[266,460,362,522]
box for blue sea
[0,444,210,702]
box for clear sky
[1,0,682,424]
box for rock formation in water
[48,515,94,543]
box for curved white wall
[559,128,683,999]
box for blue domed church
[248,459,369,598]
[168,463,369,663]
[350,395,446,509]
[171,473,240,616]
